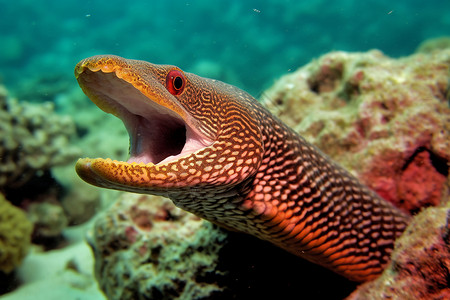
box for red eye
[166,70,185,95]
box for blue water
[0,0,448,98]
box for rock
[0,84,81,189]
[0,193,32,274]
[88,193,228,300]
[263,49,450,213]
[416,36,450,53]
[28,201,68,239]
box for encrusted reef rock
[416,36,450,54]
[263,49,450,213]
[0,193,33,273]
[347,197,450,300]
[28,201,68,240]
[0,84,80,189]
[88,193,228,300]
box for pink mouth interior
[79,70,212,165]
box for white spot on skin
[223,163,234,171]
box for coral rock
[0,84,81,189]
[416,36,450,53]
[263,49,450,213]
[397,150,447,211]
[0,194,33,273]
[28,201,68,239]
[88,193,227,300]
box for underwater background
[1,0,449,97]
[0,0,449,299]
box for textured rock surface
[28,202,68,239]
[416,36,450,54]
[0,193,33,273]
[0,84,81,189]
[89,193,228,300]
[347,197,450,300]
[263,49,450,213]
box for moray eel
[75,55,410,282]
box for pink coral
[398,151,446,210]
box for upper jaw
[76,66,213,166]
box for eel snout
[76,62,212,166]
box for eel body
[75,55,410,282]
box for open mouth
[129,114,186,164]
[78,70,212,165]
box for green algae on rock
[263,49,450,213]
[0,194,33,273]
[88,193,228,300]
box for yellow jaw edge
[75,158,161,191]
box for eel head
[75,55,264,198]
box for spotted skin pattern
[75,55,410,282]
